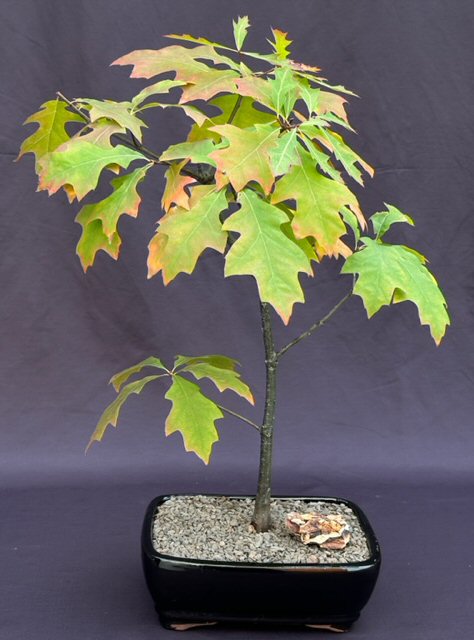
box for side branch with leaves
[18,17,449,531]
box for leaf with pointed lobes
[37,140,146,201]
[233,16,250,50]
[271,149,364,256]
[269,67,298,118]
[71,121,125,149]
[268,28,292,59]
[223,189,312,324]
[176,354,254,404]
[187,95,274,143]
[131,79,187,108]
[112,44,239,82]
[235,76,275,110]
[109,356,167,391]
[86,374,163,452]
[75,164,152,271]
[342,237,449,345]
[371,204,414,239]
[314,128,374,185]
[17,99,83,169]
[317,91,350,123]
[76,219,121,271]
[147,185,228,284]
[76,99,146,141]
[269,129,300,176]
[162,160,194,212]
[160,139,216,166]
[297,78,321,117]
[210,123,280,194]
[165,374,223,464]
[179,68,240,103]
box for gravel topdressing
[153,495,371,564]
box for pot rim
[142,493,382,571]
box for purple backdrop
[1,0,473,638]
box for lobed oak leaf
[69,121,125,148]
[314,128,374,184]
[18,99,83,169]
[75,163,152,270]
[37,140,146,201]
[164,374,223,464]
[187,95,274,143]
[235,76,275,110]
[269,129,300,176]
[147,185,228,283]
[110,356,167,392]
[342,238,449,344]
[179,68,240,103]
[267,28,292,60]
[371,204,414,239]
[76,98,146,141]
[209,123,280,194]
[233,16,251,51]
[160,139,216,166]
[131,79,187,108]
[176,354,254,404]
[222,189,312,324]
[161,160,194,212]
[271,149,362,255]
[86,374,163,452]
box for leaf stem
[276,291,353,359]
[227,95,243,125]
[215,403,260,431]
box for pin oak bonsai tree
[18,18,449,533]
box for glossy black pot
[142,495,381,632]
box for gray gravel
[153,495,371,564]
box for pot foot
[305,623,351,633]
[164,621,218,631]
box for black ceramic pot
[142,495,381,632]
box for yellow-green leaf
[110,356,167,392]
[233,16,250,50]
[38,140,146,200]
[165,374,223,464]
[161,160,194,212]
[210,123,280,194]
[342,237,450,344]
[86,374,163,452]
[76,219,121,271]
[131,79,187,108]
[269,129,299,176]
[76,99,146,141]
[176,355,254,404]
[147,185,228,283]
[371,204,414,239]
[223,189,312,324]
[160,140,216,166]
[267,28,292,60]
[271,149,363,255]
[18,99,83,168]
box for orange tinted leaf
[161,160,194,212]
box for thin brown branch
[276,291,353,359]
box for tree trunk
[252,302,278,532]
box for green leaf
[179,68,239,103]
[210,123,280,194]
[38,140,146,200]
[131,79,187,108]
[75,163,152,270]
[233,16,250,50]
[147,185,228,283]
[223,189,312,324]
[86,374,163,452]
[371,204,414,239]
[71,121,125,148]
[315,128,374,185]
[160,139,216,166]
[235,75,275,110]
[267,28,292,59]
[269,129,299,176]
[269,67,298,118]
[340,206,361,244]
[165,374,223,464]
[271,149,362,255]
[75,219,121,271]
[76,99,146,141]
[176,354,254,404]
[18,99,83,168]
[110,357,167,391]
[297,78,320,116]
[342,238,449,344]
[299,132,342,182]
[187,95,274,143]
[161,160,194,211]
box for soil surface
[153,496,371,564]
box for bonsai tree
[18,18,449,533]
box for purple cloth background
[1,0,473,637]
